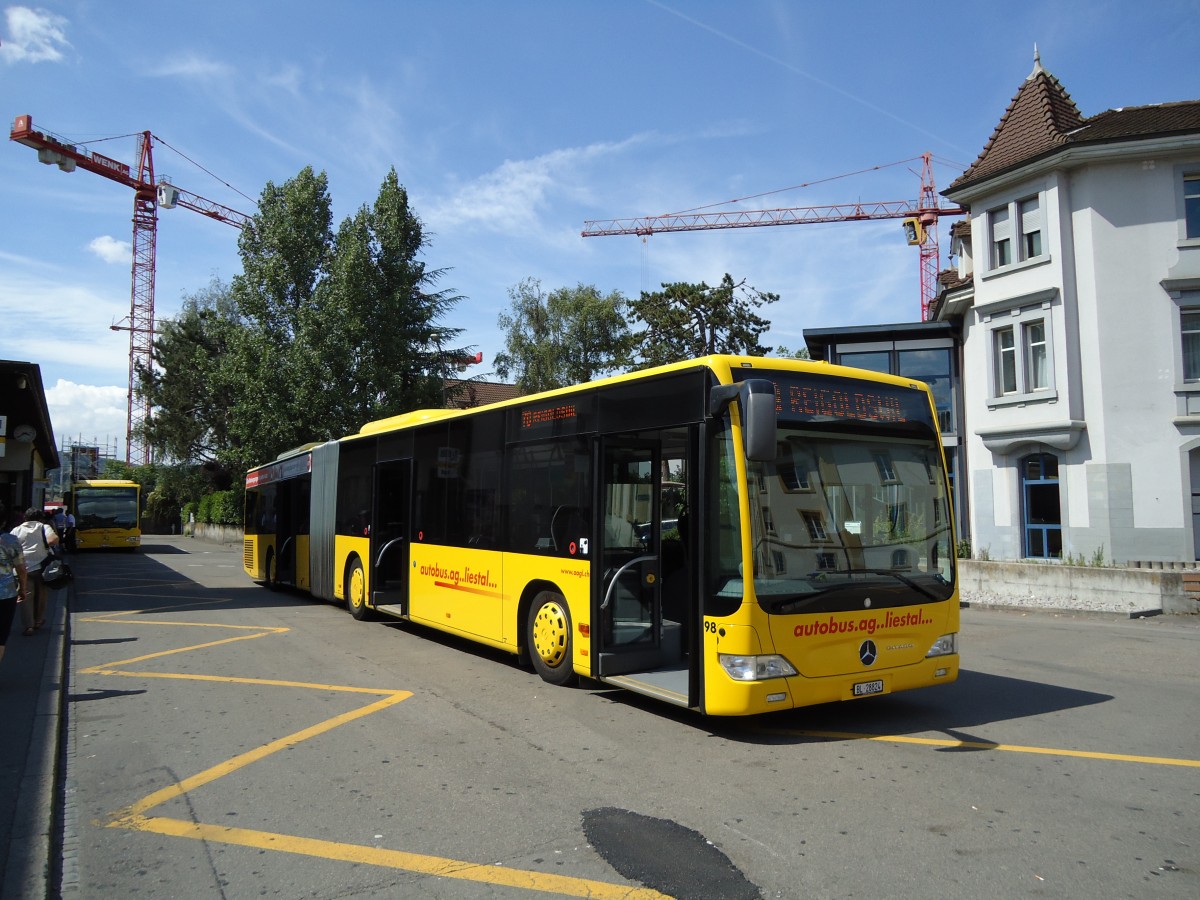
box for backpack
[42,556,73,589]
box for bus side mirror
[741,380,777,461]
[709,379,777,462]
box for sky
[1,0,1196,461]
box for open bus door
[595,438,682,678]
[371,459,412,616]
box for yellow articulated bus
[243,355,958,716]
[71,479,141,550]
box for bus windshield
[744,426,955,613]
[75,487,139,530]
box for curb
[0,579,70,900]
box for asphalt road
[59,536,1199,899]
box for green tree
[137,277,241,465]
[142,166,467,482]
[626,273,777,368]
[494,278,631,392]
[774,345,811,359]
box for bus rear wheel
[527,591,577,686]
[346,559,371,620]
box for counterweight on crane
[581,153,963,321]
[9,114,251,466]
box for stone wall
[957,559,1200,616]
[186,523,244,546]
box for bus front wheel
[346,559,371,620]
[526,591,577,686]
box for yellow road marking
[83,604,669,898]
[116,816,668,899]
[107,689,412,821]
[770,728,1200,768]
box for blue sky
[1,1,1195,460]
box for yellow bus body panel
[75,528,140,550]
[500,550,593,677]
[333,535,371,601]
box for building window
[1025,320,1048,390]
[994,326,1017,394]
[987,194,1045,271]
[1186,174,1200,240]
[1021,452,1062,559]
[897,347,955,435]
[873,451,898,484]
[1183,310,1200,382]
[771,550,787,574]
[990,206,1011,268]
[839,350,890,373]
[801,511,827,542]
[1020,197,1042,258]
[987,305,1056,404]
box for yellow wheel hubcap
[349,567,365,609]
[532,601,568,668]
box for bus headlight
[925,633,957,658]
[719,654,798,681]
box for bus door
[595,439,668,676]
[372,459,412,615]
[274,482,296,585]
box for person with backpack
[0,503,30,660]
[10,508,58,635]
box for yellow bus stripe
[779,728,1200,768]
[115,815,670,899]
[432,580,506,599]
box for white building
[935,55,1200,563]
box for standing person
[0,504,30,664]
[64,509,76,551]
[10,508,57,635]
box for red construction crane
[10,114,252,466]
[581,153,963,322]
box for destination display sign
[246,452,312,488]
[739,371,934,428]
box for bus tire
[346,558,371,620]
[526,591,577,686]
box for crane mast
[9,114,250,466]
[582,153,963,320]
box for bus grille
[243,540,254,570]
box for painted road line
[83,606,664,897]
[115,816,671,899]
[769,728,1200,769]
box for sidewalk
[0,575,69,900]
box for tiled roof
[443,379,523,409]
[947,57,1200,194]
[938,269,972,291]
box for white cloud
[0,271,131,386]
[44,379,127,459]
[88,235,132,264]
[147,52,232,80]
[0,5,69,64]
[427,136,648,238]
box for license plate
[853,679,885,697]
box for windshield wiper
[840,568,943,602]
